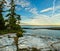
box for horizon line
[21,25,60,26]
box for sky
[5,0,60,25]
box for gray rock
[0,45,16,51]
[18,36,51,50]
[0,34,60,51]
[52,42,60,51]
[0,37,14,46]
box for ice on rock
[0,37,14,46]
[52,42,60,50]
[7,33,16,37]
[0,46,16,51]
[18,36,50,49]
[0,34,60,51]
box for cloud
[40,8,53,13]
[4,0,11,10]
[15,7,21,11]
[5,0,10,5]
[15,0,39,15]
[5,0,39,16]
[16,0,30,8]
[40,6,60,13]
[25,7,39,15]
[29,8,38,15]
[21,13,60,25]
[20,1,30,8]
[5,0,31,11]
[25,7,30,10]
[55,6,60,10]
[16,0,39,15]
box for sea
[21,25,60,39]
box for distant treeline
[22,27,60,30]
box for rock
[0,37,14,46]
[7,33,16,38]
[0,46,16,51]
[52,42,60,51]
[18,36,52,50]
[0,34,60,51]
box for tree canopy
[0,0,23,34]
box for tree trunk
[14,37,19,51]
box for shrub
[16,31,23,37]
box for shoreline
[22,27,60,30]
[0,34,60,51]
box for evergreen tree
[0,0,6,30]
[5,0,24,51]
[6,0,21,30]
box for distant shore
[22,27,60,30]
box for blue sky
[5,0,60,25]
[16,0,53,16]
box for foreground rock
[0,34,60,51]
[18,36,52,51]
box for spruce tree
[0,0,6,30]
[6,0,21,30]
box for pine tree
[6,0,21,30]
[0,0,6,30]
[5,0,24,51]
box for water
[22,25,60,38]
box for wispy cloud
[21,13,60,25]
[5,0,10,6]
[40,8,53,13]
[5,0,30,11]
[15,0,39,15]
[16,0,30,8]
[20,1,30,7]
[29,8,38,15]
[4,0,11,10]
[55,6,60,10]
[40,6,60,13]
[5,0,39,16]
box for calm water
[21,25,60,38]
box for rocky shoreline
[0,33,60,51]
